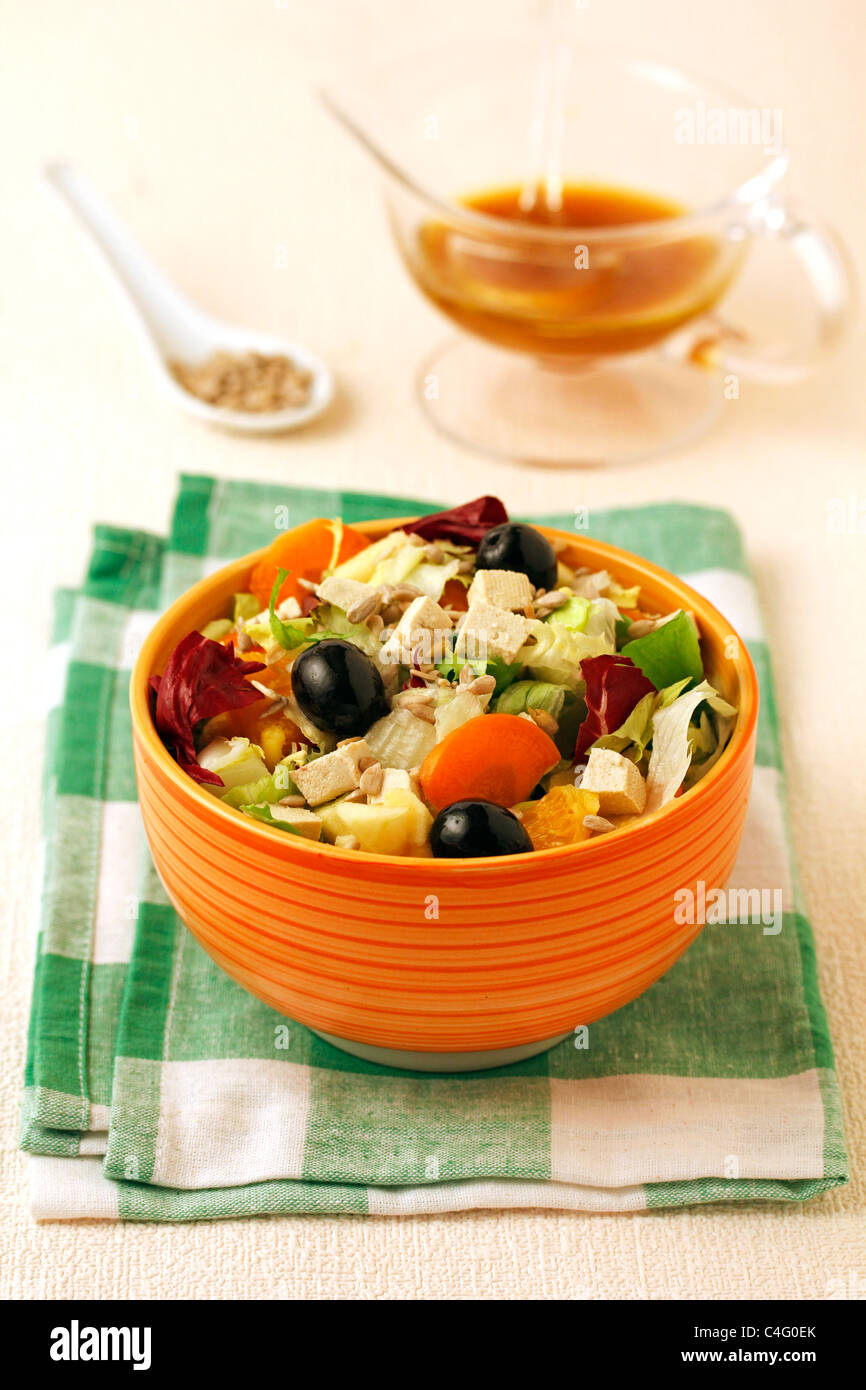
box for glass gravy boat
[323,30,853,466]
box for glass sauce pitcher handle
[692,202,856,384]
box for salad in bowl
[149,496,737,860]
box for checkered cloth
[22,475,847,1219]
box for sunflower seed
[527,707,559,737]
[465,674,496,697]
[278,794,307,807]
[583,814,615,834]
[408,703,436,724]
[358,762,384,796]
[346,593,380,623]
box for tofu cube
[315,575,377,615]
[580,748,647,816]
[467,568,533,612]
[380,595,452,665]
[454,601,531,666]
[275,596,303,619]
[291,739,372,806]
[268,806,322,840]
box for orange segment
[519,784,600,849]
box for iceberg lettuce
[645,680,737,812]
[520,619,613,687]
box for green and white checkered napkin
[22,474,847,1220]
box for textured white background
[1,0,864,1299]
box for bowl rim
[130,518,759,871]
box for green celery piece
[545,595,590,631]
[242,803,303,835]
[233,592,260,623]
[200,618,233,642]
[495,679,584,756]
[435,654,522,697]
[221,749,308,809]
[494,680,565,719]
[621,611,703,690]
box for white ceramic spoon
[44,162,334,434]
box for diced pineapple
[319,800,411,856]
[380,788,433,851]
[330,530,408,583]
[267,806,322,840]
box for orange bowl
[131,520,758,1065]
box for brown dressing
[406,183,741,357]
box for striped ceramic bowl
[130,521,758,1071]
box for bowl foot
[311,1029,571,1072]
[416,337,722,467]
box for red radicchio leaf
[406,495,509,547]
[574,654,656,761]
[150,632,265,786]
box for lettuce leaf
[149,633,265,786]
[586,677,692,762]
[584,597,620,646]
[520,619,613,686]
[645,680,738,811]
[574,654,656,760]
[621,610,703,690]
[545,595,590,631]
[269,569,314,651]
[406,496,508,546]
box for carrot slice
[420,714,560,811]
[248,519,370,609]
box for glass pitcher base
[416,338,723,467]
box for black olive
[475,522,557,591]
[431,799,533,858]
[291,639,388,737]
